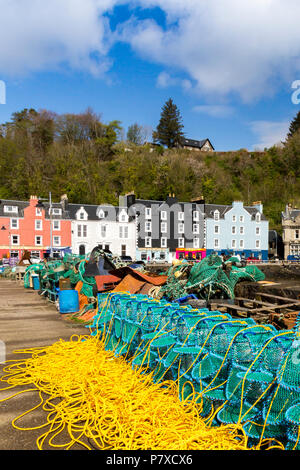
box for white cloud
[249,120,290,150]
[1,0,300,104]
[193,105,235,118]
[118,0,300,101]
[156,71,192,91]
[0,0,119,77]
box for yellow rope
[0,334,249,451]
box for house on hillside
[181,138,214,152]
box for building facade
[69,203,136,259]
[205,201,269,260]
[0,195,71,262]
[120,193,206,263]
[281,204,300,259]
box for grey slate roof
[0,199,29,218]
[204,203,267,220]
[181,138,215,150]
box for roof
[0,199,29,218]
[67,203,135,222]
[204,203,267,220]
[181,138,215,150]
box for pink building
[0,195,72,262]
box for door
[79,245,86,256]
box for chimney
[191,195,205,204]
[119,191,136,208]
[252,201,263,213]
[60,194,68,211]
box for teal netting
[160,254,265,301]
[89,291,300,450]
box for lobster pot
[59,289,79,314]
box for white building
[68,203,136,259]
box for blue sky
[0,0,300,151]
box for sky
[0,0,300,151]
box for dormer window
[4,205,18,214]
[51,208,62,216]
[256,213,261,223]
[77,207,87,221]
[98,209,105,219]
[214,210,219,221]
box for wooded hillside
[1,107,300,233]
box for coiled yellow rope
[0,334,249,451]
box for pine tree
[287,111,300,139]
[153,98,184,148]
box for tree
[287,111,300,139]
[153,98,184,148]
[127,123,143,145]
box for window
[119,226,129,239]
[178,238,185,248]
[232,215,236,222]
[145,237,152,248]
[214,210,219,221]
[178,223,184,234]
[240,226,244,235]
[161,237,167,248]
[10,250,19,258]
[35,236,42,246]
[120,213,127,222]
[194,238,200,248]
[53,220,61,231]
[98,209,105,219]
[239,215,244,223]
[214,239,219,249]
[51,208,62,216]
[178,212,184,221]
[36,208,42,216]
[31,251,40,259]
[256,213,261,223]
[240,239,244,249]
[4,205,18,214]
[53,236,61,246]
[10,218,19,229]
[232,226,236,234]
[232,239,236,249]
[193,224,199,234]
[77,225,87,237]
[256,227,260,236]
[35,220,42,230]
[11,235,19,245]
[161,211,167,220]
[214,225,219,234]
[145,221,152,232]
[121,245,127,256]
[256,240,260,249]
[296,230,300,240]
[161,222,167,233]
[193,211,199,221]
[100,225,107,238]
[145,207,152,219]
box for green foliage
[153,98,184,148]
[0,107,298,233]
[287,111,300,140]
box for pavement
[0,278,87,450]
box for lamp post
[36,192,53,259]
[1,225,11,265]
